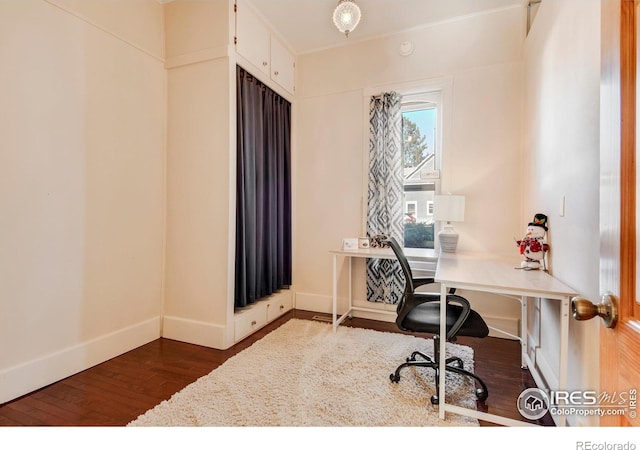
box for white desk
[435,251,577,427]
[330,247,438,331]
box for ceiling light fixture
[333,0,361,38]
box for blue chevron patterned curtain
[367,92,404,304]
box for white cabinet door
[235,1,270,77]
[270,36,295,94]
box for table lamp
[433,195,465,252]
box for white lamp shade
[433,195,465,223]
[333,0,361,37]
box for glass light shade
[333,0,361,37]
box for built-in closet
[162,0,295,350]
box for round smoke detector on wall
[399,41,414,56]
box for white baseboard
[162,315,230,350]
[295,292,335,315]
[295,292,519,339]
[528,348,594,426]
[485,316,520,340]
[533,348,559,392]
[0,317,161,404]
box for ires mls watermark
[517,387,638,420]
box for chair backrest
[385,236,477,339]
[385,237,415,294]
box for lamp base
[438,226,459,253]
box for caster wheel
[449,358,464,369]
[390,373,400,383]
[475,388,488,402]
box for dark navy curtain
[235,66,292,308]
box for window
[405,201,417,216]
[401,92,441,249]
[363,78,449,253]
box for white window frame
[362,76,452,251]
[427,200,435,216]
[405,201,418,216]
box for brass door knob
[571,294,618,328]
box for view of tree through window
[402,108,436,249]
[402,117,429,168]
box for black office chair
[385,237,489,405]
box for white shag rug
[128,319,480,427]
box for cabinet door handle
[273,70,279,76]
[279,305,284,310]
[262,61,268,66]
[251,320,257,326]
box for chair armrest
[413,277,436,289]
[413,277,457,295]
[442,294,471,340]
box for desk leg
[332,254,338,332]
[557,296,570,427]
[348,255,352,317]
[521,296,528,369]
[439,283,447,420]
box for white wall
[294,6,525,331]
[163,58,233,347]
[161,0,236,350]
[523,0,601,426]
[0,0,165,403]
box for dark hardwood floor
[0,309,554,427]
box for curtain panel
[367,92,404,304]
[235,66,292,308]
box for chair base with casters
[389,335,488,405]
[383,236,490,406]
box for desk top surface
[330,247,577,298]
[330,247,438,261]
[435,251,577,298]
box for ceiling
[247,0,525,55]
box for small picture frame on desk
[341,238,358,251]
[358,237,370,249]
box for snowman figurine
[516,213,550,270]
